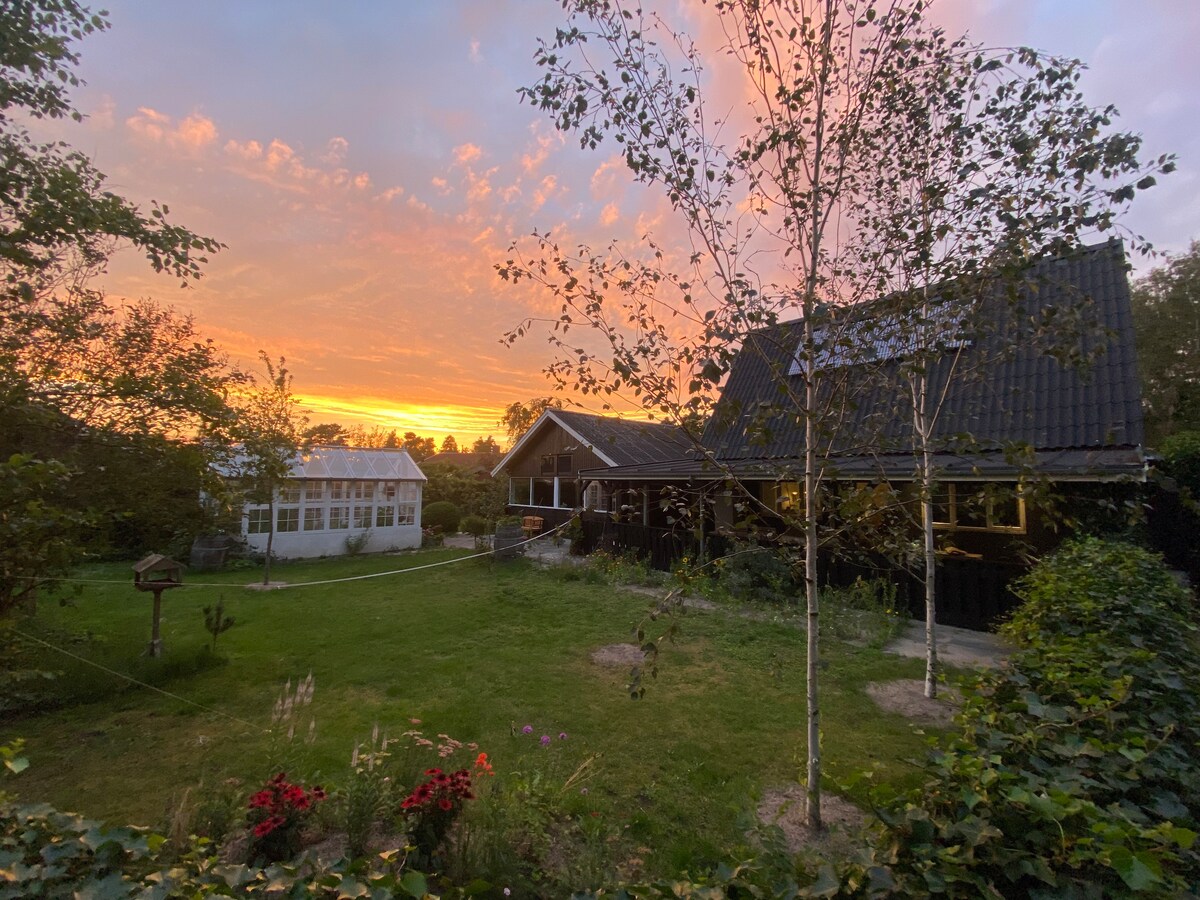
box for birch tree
[500,0,1168,827]
[842,28,1171,698]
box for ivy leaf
[1108,847,1161,890]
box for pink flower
[540,735,551,746]
[522,725,533,734]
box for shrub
[860,538,1200,897]
[459,514,487,537]
[423,501,462,533]
[710,541,797,604]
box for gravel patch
[590,643,646,667]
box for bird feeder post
[132,554,185,657]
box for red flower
[248,790,273,809]
[438,798,453,811]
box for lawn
[3,548,938,883]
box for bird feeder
[133,554,185,657]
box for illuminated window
[247,507,270,534]
[774,481,801,513]
[931,484,1025,533]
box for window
[353,504,373,529]
[584,481,605,511]
[557,479,578,508]
[381,481,398,502]
[510,477,532,505]
[304,481,324,502]
[931,484,1025,533]
[247,506,270,534]
[329,505,349,530]
[376,505,395,528]
[532,478,555,507]
[397,503,417,525]
[353,482,374,501]
[330,481,349,501]
[277,507,300,533]
[540,455,555,474]
[398,482,419,502]
[556,454,572,474]
[304,507,325,531]
[277,481,301,504]
[774,481,801,513]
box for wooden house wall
[503,424,607,477]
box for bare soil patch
[590,643,646,667]
[866,679,960,727]
[757,786,867,856]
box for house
[490,408,693,528]
[578,241,1146,624]
[239,445,426,558]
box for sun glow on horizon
[296,393,507,445]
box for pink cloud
[453,142,483,165]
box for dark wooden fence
[578,518,1023,631]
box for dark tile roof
[699,240,1145,470]
[551,409,694,466]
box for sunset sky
[45,1,1200,446]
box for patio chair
[522,515,544,539]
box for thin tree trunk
[921,436,939,699]
[263,496,275,586]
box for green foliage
[203,596,235,651]
[459,515,488,537]
[0,800,469,898]
[343,530,371,556]
[821,577,904,649]
[859,538,1200,897]
[499,397,562,445]
[422,500,462,533]
[422,464,507,522]
[1133,242,1200,443]
[0,453,89,615]
[1159,430,1200,497]
[709,541,797,604]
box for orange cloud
[125,107,217,152]
[453,142,483,165]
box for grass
[2,548,940,880]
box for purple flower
[558,732,568,741]
[540,735,551,746]
[522,725,533,735]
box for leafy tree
[440,434,458,454]
[0,454,88,615]
[303,423,347,446]
[1132,241,1200,444]
[471,435,500,454]
[233,354,307,586]
[841,28,1168,698]
[499,398,561,446]
[401,431,435,461]
[0,1,231,601]
[501,0,1166,826]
